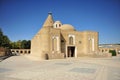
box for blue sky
[0,0,120,44]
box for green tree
[10,40,31,49]
[26,40,31,49]
[2,35,10,48]
[0,28,10,48]
[21,40,27,49]
[21,40,31,49]
[16,40,22,49]
[10,42,19,49]
[0,28,3,47]
[0,28,31,49]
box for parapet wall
[10,49,31,55]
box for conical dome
[43,12,54,27]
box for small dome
[53,21,62,28]
[55,21,61,23]
[60,24,75,31]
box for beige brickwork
[31,13,99,60]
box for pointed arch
[69,36,73,45]
[53,38,57,51]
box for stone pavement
[0,56,120,80]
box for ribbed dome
[55,21,61,23]
[60,24,75,31]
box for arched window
[56,24,57,28]
[28,51,30,54]
[59,24,61,27]
[20,51,23,53]
[16,51,19,53]
[12,51,15,52]
[52,37,57,51]
[102,50,104,52]
[24,51,27,53]
[53,38,57,51]
[69,36,73,45]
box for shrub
[109,50,116,56]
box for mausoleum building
[31,13,99,60]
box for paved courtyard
[0,56,120,80]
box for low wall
[10,49,31,55]
[99,48,120,56]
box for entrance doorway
[67,46,75,57]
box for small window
[59,24,61,27]
[56,24,57,28]
[12,51,15,52]
[20,51,23,53]
[102,50,104,52]
[28,51,30,54]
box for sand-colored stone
[0,56,120,80]
[31,13,99,60]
